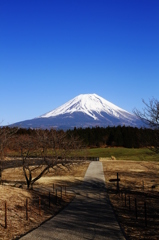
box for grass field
[6,147,159,161]
[75,147,159,161]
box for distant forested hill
[9,126,155,149]
[67,126,154,148]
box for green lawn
[7,147,159,161]
[77,147,159,161]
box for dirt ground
[0,161,90,240]
[102,160,159,240]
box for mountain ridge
[10,93,143,129]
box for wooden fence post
[49,192,50,208]
[26,199,28,221]
[144,201,147,227]
[39,197,41,216]
[61,187,62,200]
[135,198,137,219]
[56,189,57,204]
[129,196,131,211]
[117,173,119,192]
[5,201,7,229]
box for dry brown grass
[102,160,159,240]
[0,160,90,239]
[2,161,89,186]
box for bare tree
[134,98,159,153]
[0,127,17,183]
[13,129,82,189]
[134,98,159,128]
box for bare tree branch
[11,129,82,189]
[134,98,159,153]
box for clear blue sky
[0,0,159,126]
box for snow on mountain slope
[10,93,143,129]
[40,93,132,120]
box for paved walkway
[20,162,125,240]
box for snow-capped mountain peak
[40,93,130,120]
[10,93,143,129]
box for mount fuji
[11,94,143,129]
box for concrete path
[20,162,125,240]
